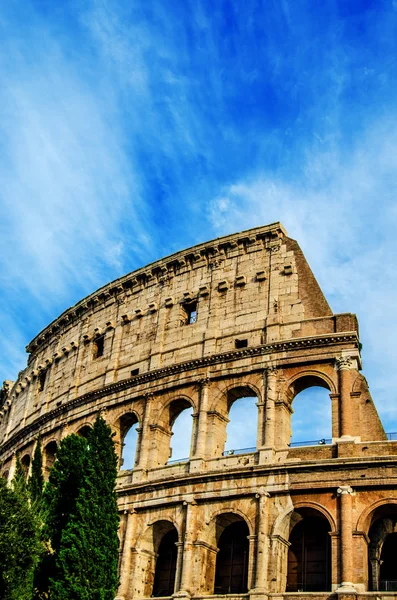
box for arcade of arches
[118,375,335,469]
[1,225,396,600]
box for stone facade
[1,222,396,599]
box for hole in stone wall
[181,301,197,325]
[93,335,105,359]
[38,370,47,392]
[235,339,248,349]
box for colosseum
[1,222,397,599]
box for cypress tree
[38,434,88,599]
[28,438,44,507]
[0,469,41,599]
[12,453,28,500]
[49,415,120,600]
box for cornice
[26,223,286,356]
[1,331,358,455]
[115,454,397,499]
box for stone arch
[43,439,58,477]
[137,519,180,598]
[209,382,261,457]
[210,381,261,415]
[209,511,251,595]
[206,506,254,540]
[272,500,335,540]
[158,394,197,425]
[285,505,332,592]
[286,371,336,399]
[356,498,397,534]
[286,371,335,445]
[21,453,31,477]
[154,395,195,465]
[359,500,397,591]
[77,424,92,438]
[292,501,336,533]
[119,411,140,470]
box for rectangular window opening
[182,301,197,325]
[235,338,248,349]
[38,370,47,392]
[93,335,105,359]
[131,368,140,377]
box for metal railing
[289,438,332,447]
[380,579,397,591]
[167,457,189,465]
[223,447,256,456]
[163,433,397,465]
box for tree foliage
[28,439,44,508]
[0,470,41,600]
[12,453,28,500]
[45,416,120,600]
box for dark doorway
[152,529,178,597]
[380,532,397,591]
[287,516,331,591]
[214,520,249,594]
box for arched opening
[289,376,331,445]
[77,425,92,438]
[120,413,140,470]
[380,533,397,590]
[224,387,258,455]
[287,508,331,592]
[2,470,9,481]
[214,514,249,594]
[44,441,57,476]
[21,454,31,478]
[152,523,178,597]
[168,400,193,463]
[368,505,397,591]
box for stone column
[264,367,278,448]
[247,534,257,590]
[193,379,210,458]
[136,393,153,472]
[336,485,356,593]
[174,541,184,592]
[256,396,266,449]
[337,357,353,439]
[176,500,198,597]
[116,508,137,600]
[252,491,271,592]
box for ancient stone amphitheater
[1,222,397,600]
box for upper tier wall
[0,223,362,447]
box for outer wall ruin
[1,222,396,599]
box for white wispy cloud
[0,0,396,446]
[207,117,397,431]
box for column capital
[265,366,279,376]
[196,377,211,390]
[336,356,352,371]
[337,485,355,496]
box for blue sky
[1,0,397,449]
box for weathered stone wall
[0,223,396,600]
